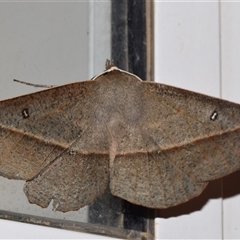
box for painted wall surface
[155,1,240,239]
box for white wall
[155,1,240,239]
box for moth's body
[0,66,240,212]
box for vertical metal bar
[111,1,155,239]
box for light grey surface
[0,2,90,100]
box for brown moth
[0,66,240,212]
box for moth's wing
[0,80,109,210]
[111,152,208,209]
[24,152,109,212]
[110,80,240,208]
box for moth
[0,65,240,212]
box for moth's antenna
[13,79,56,88]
